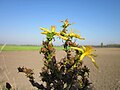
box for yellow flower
[71,46,98,69]
[40,26,57,35]
[51,26,56,32]
[60,19,71,28]
[58,29,85,41]
[40,26,68,40]
[68,30,85,40]
[64,19,69,27]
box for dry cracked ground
[0,48,120,90]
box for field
[0,45,63,51]
[0,45,41,51]
[0,48,120,90]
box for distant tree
[101,42,103,48]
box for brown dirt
[0,48,120,90]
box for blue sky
[0,0,120,45]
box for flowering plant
[18,19,98,90]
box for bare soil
[0,48,120,90]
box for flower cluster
[18,19,98,90]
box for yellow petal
[91,54,97,57]
[54,32,60,36]
[69,33,75,37]
[86,46,92,50]
[69,32,85,40]
[60,31,68,37]
[78,37,85,40]
[65,33,69,37]
[41,32,48,35]
[74,34,85,40]
[82,45,86,51]
[80,53,86,61]
[51,26,56,32]
[88,55,99,69]
[58,35,68,40]
[71,47,84,53]
[65,19,68,26]
[40,27,50,32]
